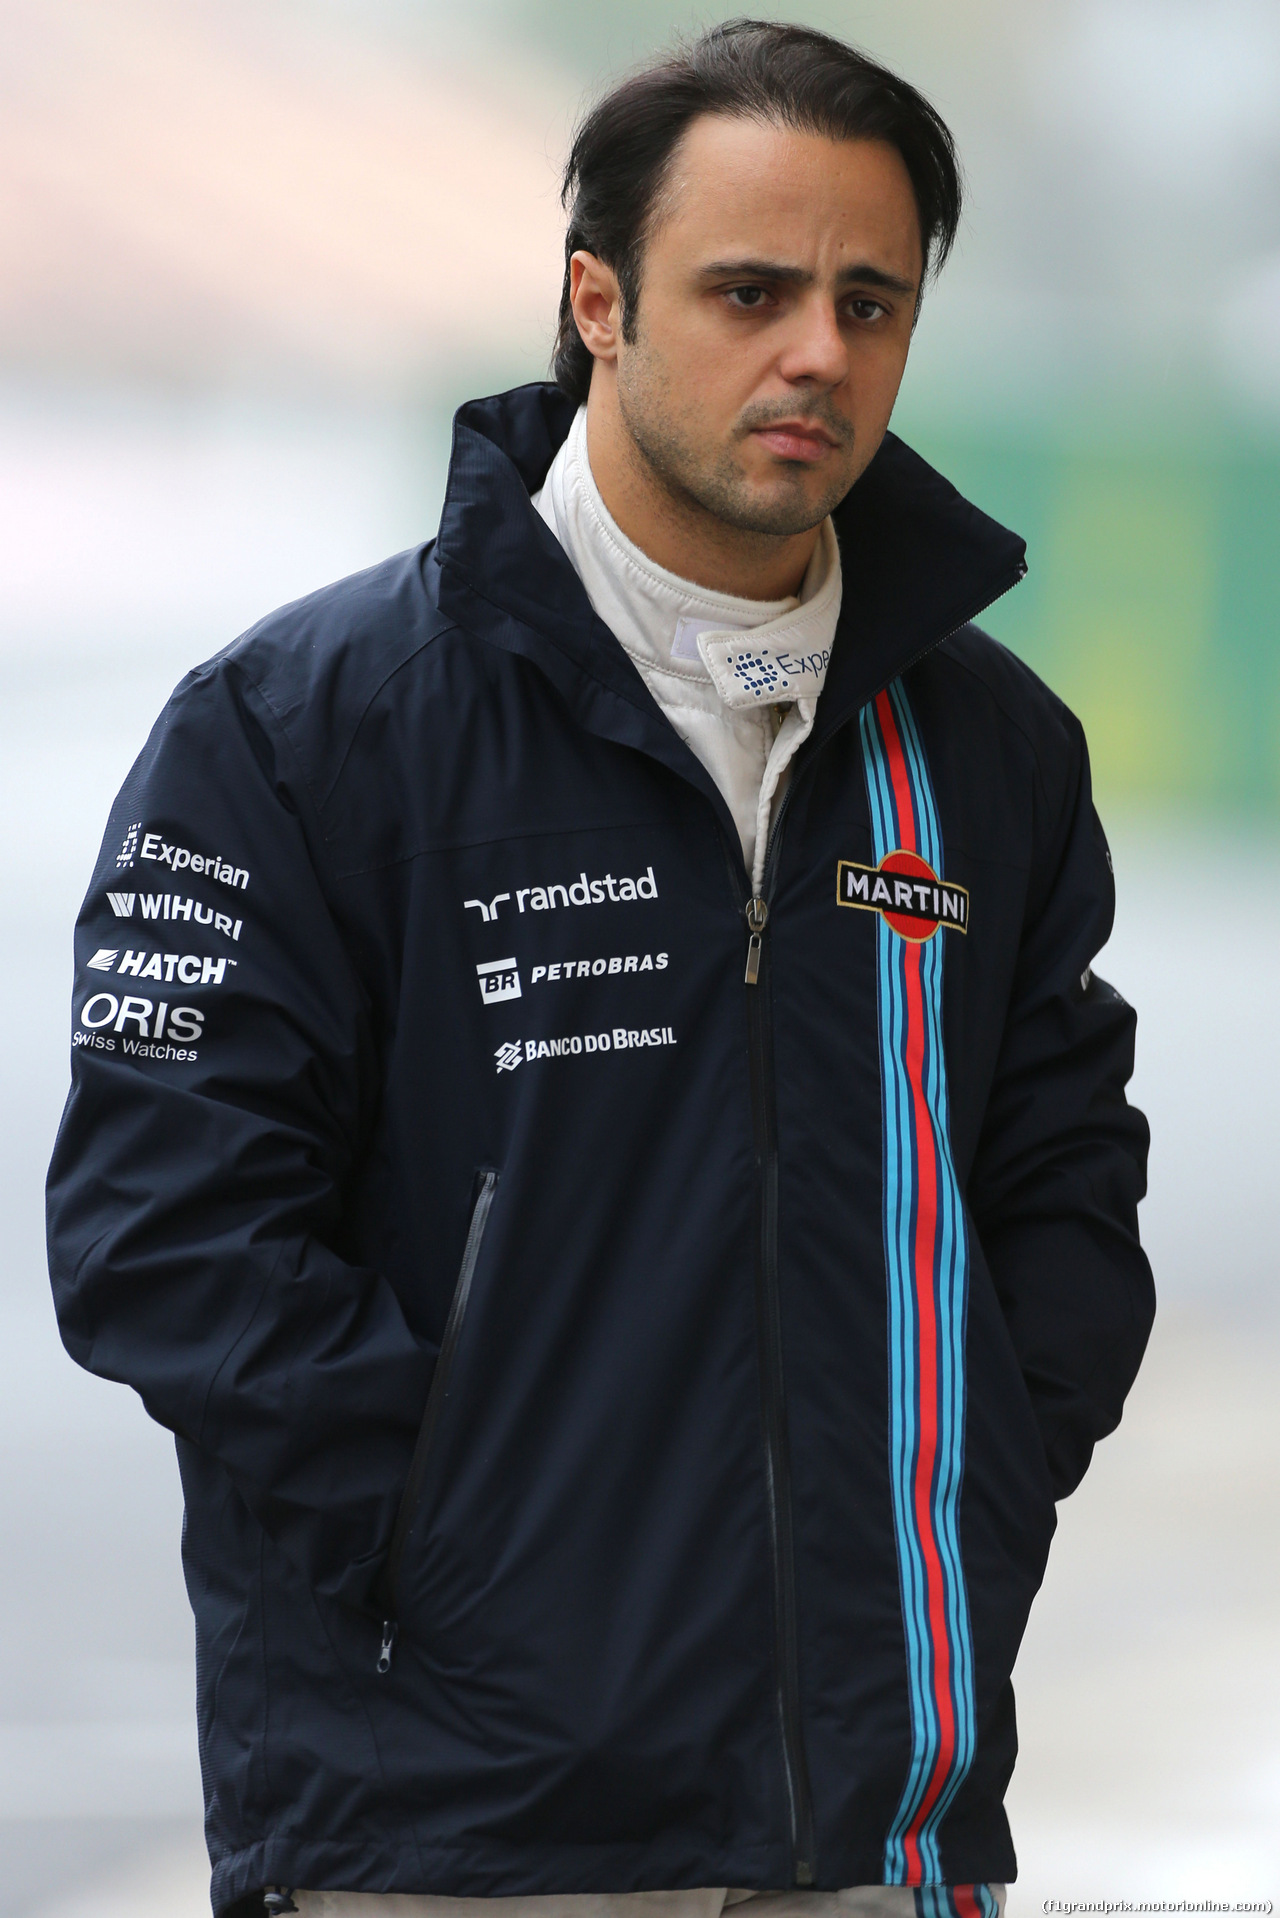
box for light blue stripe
[863,699,932,1871]
[888,679,977,1855]
[860,700,937,1880]
[859,684,977,1885]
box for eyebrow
[697,258,918,296]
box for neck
[584,381,819,602]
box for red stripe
[953,1890,984,1918]
[876,690,920,852]
[881,691,958,1878]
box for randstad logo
[466,870,659,921]
[836,853,969,941]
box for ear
[569,251,623,365]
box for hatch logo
[477,959,521,1006]
[836,853,969,941]
[85,948,236,985]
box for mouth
[748,420,843,464]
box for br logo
[836,852,969,942]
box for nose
[776,292,849,389]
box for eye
[847,297,888,323]
[726,285,771,309]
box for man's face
[609,114,924,538]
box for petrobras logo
[495,1026,678,1072]
[85,948,237,986]
[529,952,667,985]
[477,959,521,1006]
[105,892,243,941]
[836,854,969,941]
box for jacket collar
[435,383,1026,812]
[435,385,734,821]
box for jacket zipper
[735,565,1026,1879]
[377,1167,500,1673]
[745,935,816,1886]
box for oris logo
[78,992,204,1054]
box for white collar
[532,406,842,711]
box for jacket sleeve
[967,710,1154,1499]
[46,655,432,1611]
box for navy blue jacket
[46,384,1152,1912]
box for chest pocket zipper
[378,1167,500,1673]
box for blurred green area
[449,0,1280,817]
[901,424,1280,812]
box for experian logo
[137,832,249,890]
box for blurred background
[1,0,1277,1910]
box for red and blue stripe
[915,1886,1002,1918]
[858,680,976,1886]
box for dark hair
[553,18,962,405]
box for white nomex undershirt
[531,406,842,892]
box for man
[47,21,1153,1918]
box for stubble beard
[616,335,857,541]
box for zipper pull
[377,1619,398,1675]
[744,897,769,986]
[263,1893,299,1916]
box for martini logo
[836,852,968,941]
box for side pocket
[377,1167,499,1672]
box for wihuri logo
[836,853,969,942]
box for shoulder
[161,543,483,803]
[922,621,1086,801]
[214,542,449,724]
[901,625,1095,893]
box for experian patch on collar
[699,629,832,708]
